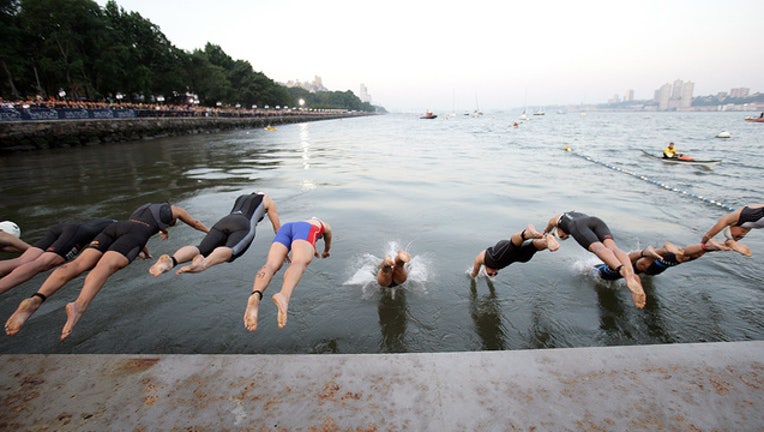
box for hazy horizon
[95,0,764,112]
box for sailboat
[518,89,528,120]
[471,94,483,118]
[533,107,545,116]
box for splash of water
[343,241,429,298]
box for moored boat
[420,111,437,119]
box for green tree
[18,0,107,100]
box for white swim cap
[0,221,21,238]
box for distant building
[359,83,371,103]
[654,79,693,110]
[730,87,750,98]
[284,76,328,93]
[624,89,634,102]
[656,83,672,110]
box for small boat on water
[744,116,764,123]
[640,150,721,168]
[420,111,437,119]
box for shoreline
[0,112,374,153]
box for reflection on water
[378,287,408,353]
[1,113,762,354]
[468,279,505,351]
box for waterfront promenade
[2,341,762,431]
[0,106,373,152]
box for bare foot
[177,254,206,275]
[523,224,544,240]
[395,250,411,265]
[642,245,664,260]
[705,238,731,252]
[243,291,262,331]
[625,275,646,309]
[61,302,83,341]
[149,254,174,277]
[5,297,42,336]
[272,293,289,329]
[726,240,752,257]
[545,234,560,252]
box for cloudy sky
[96,0,763,113]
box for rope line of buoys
[562,145,736,212]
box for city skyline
[95,0,764,112]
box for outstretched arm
[320,222,332,258]
[0,232,31,254]
[543,213,561,235]
[263,194,281,234]
[702,210,740,243]
[171,205,210,234]
[470,250,486,278]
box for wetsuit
[484,239,540,270]
[197,193,267,262]
[89,203,173,262]
[33,218,116,261]
[736,206,764,229]
[595,252,687,280]
[273,219,325,251]
[557,211,613,250]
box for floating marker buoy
[716,131,731,138]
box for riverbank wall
[1,341,762,431]
[0,112,370,153]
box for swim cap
[0,221,21,238]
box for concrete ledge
[0,113,371,152]
[1,341,762,431]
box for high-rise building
[730,87,750,98]
[656,83,672,110]
[359,84,371,103]
[654,80,693,110]
[680,81,694,108]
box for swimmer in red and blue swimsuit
[244,218,333,332]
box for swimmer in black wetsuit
[545,211,647,309]
[4,203,209,339]
[595,239,736,281]
[149,192,281,276]
[701,203,763,257]
[377,250,411,288]
[0,218,116,295]
[470,224,559,279]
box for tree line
[0,0,378,112]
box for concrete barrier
[0,113,371,153]
[1,341,762,431]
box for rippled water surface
[1,111,762,354]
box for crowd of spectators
[1,97,356,120]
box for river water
[1,112,762,354]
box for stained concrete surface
[1,341,762,431]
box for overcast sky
[96,0,764,113]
